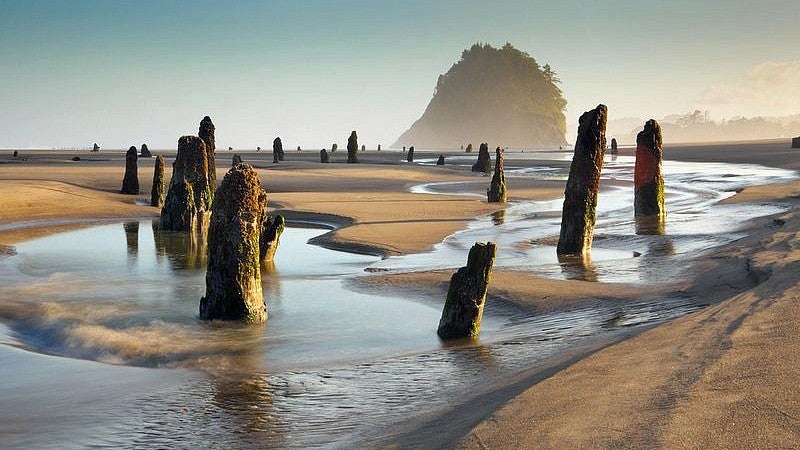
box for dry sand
[2,142,800,448]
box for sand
[2,142,800,448]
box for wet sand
[2,141,799,447]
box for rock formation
[437,242,497,339]
[347,131,359,163]
[634,120,665,218]
[273,137,285,162]
[793,137,800,149]
[320,149,330,163]
[331,143,338,153]
[140,144,152,158]
[556,104,607,255]
[198,116,216,194]
[199,164,267,324]
[487,147,507,202]
[610,137,618,154]
[259,214,285,263]
[466,143,473,153]
[393,43,567,149]
[232,154,243,167]
[160,135,212,231]
[150,155,165,207]
[407,146,415,162]
[436,155,445,165]
[120,146,139,194]
[472,143,491,173]
[92,143,100,152]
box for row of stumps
[117,108,664,342]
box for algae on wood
[556,104,607,256]
[437,242,497,339]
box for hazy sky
[1,0,798,149]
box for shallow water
[0,155,795,448]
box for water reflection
[491,209,506,226]
[152,221,208,270]
[123,221,139,258]
[557,253,598,282]
[635,215,666,235]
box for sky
[1,0,799,149]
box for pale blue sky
[1,1,798,148]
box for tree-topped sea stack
[198,116,216,193]
[437,242,497,339]
[160,136,212,231]
[150,155,165,207]
[472,143,491,173]
[487,147,507,203]
[259,214,285,263]
[320,149,330,163]
[556,104,607,255]
[140,143,152,158]
[393,43,567,149]
[407,146,415,163]
[347,131,359,163]
[273,137,284,162]
[200,164,268,323]
[634,120,665,218]
[120,146,139,194]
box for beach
[0,141,798,448]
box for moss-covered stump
[634,119,666,218]
[160,135,212,231]
[120,146,139,194]
[232,154,243,167]
[407,146,415,163]
[347,131,359,163]
[472,143,491,173]
[487,147,507,203]
[436,155,445,165]
[273,137,284,163]
[200,164,267,323]
[150,155,165,207]
[437,242,497,340]
[199,116,216,195]
[320,149,330,163]
[259,214,285,263]
[557,104,607,256]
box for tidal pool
[0,156,795,448]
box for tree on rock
[200,164,268,323]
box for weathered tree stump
[437,242,497,339]
[556,104,607,255]
[198,116,216,195]
[610,137,618,154]
[232,154,243,167]
[273,137,284,162]
[160,136,212,231]
[436,155,445,165]
[634,119,665,218]
[347,131,359,163]
[92,143,100,152]
[150,155,165,207]
[361,144,366,152]
[377,144,381,151]
[320,149,330,163]
[259,214,285,263]
[487,147,507,203]
[200,164,268,323]
[407,146,415,163]
[120,146,139,194]
[331,143,338,153]
[465,143,473,153]
[472,143,491,173]
[792,137,800,149]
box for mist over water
[0,155,795,448]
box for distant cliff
[393,43,567,149]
